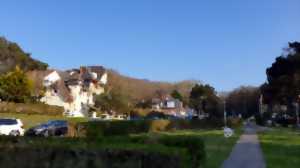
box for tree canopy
[226,86,260,118]
[171,90,183,101]
[189,84,222,118]
[0,66,33,103]
[261,42,300,105]
[94,87,132,115]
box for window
[0,119,17,125]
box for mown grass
[258,128,300,168]
[0,113,87,129]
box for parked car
[112,115,126,120]
[25,120,68,137]
[0,118,24,136]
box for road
[222,123,266,168]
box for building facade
[28,66,107,117]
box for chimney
[80,66,87,75]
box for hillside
[0,37,48,73]
[107,69,197,101]
[0,36,196,102]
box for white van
[0,118,25,136]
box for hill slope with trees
[107,69,197,102]
[0,37,48,73]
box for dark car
[25,120,68,137]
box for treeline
[261,42,300,112]
[225,86,260,118]
[225,41,300,120]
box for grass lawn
[158,128,242,168]
[258,128,300,168]
[0,113,87,129]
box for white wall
[41,71,106,117]
[100,73,108,84]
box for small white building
[151,96,186,117]
[28,66,107,117]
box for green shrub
[227,117,243,128]
[149,120,171,132]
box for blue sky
[0,0,299,91]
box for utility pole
[224,100,227,127]
[296,102,299,126]
[296,95,300,126]
[259,94,263,115]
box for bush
[0,67,33,103]
[227,117,243,128]
[149,120,171,132]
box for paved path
[222,123,266,168]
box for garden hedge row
[129,135,206,168]
[0,136,197,168]
[72,118,239,138]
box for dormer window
[54,89,58,93]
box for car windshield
[0,119,17,125]
[46,120,67,127]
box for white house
[29,66,107,117]
[151,96,187,116]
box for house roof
[80,66,106,81]
[27,70,73,102]
[53,80,73,102]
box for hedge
[0,102,63,116]
[128,135,206,168]
[0,136,191,168]
[82,120,150,138]
[74,118,228,139]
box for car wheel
[9,130,20,136]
